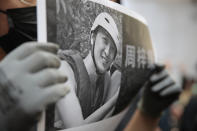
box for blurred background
[121,0,197,79]
[111,0,197,131]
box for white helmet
[91,12,120,52]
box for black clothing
[0,7,37,53]
[180,95,197,131]
[59,50,110,118]
[0,68,39,131]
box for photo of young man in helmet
[55,12,121,129]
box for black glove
[138,65,182,118]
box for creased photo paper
[37,0,155,130]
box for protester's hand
[138,65,182,118]
[0,42,69,114]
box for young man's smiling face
[93,27,117,74]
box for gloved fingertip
[150,74,157,82]
[46,42,60,48]
[58,71,68,82]
[63,76,68,82]
[53,56,61,68]
[60,86,70,97]
[154,64,165,73]
[147,64,164,78]
[36,42,59,54]
[151,86,158,92]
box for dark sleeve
[180,95,197,131]
[0,28,30,54]
[0,68,39,131]
[0,107,40,131]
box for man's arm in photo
[56,60,84,128]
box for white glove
[0,42,70,114]
[0,42,70,131]
[138,65,182,118]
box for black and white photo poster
[37,0,155,130]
